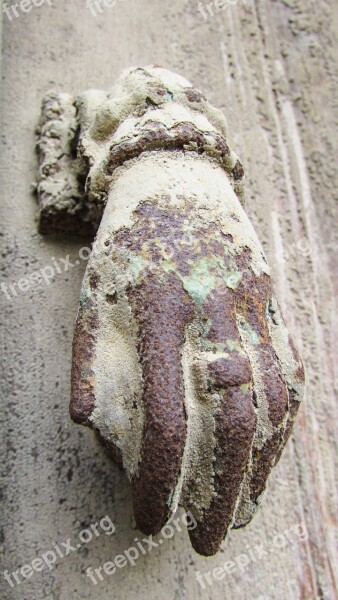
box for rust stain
[70,294,98,425]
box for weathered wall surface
[0,1,337,599]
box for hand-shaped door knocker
[36,66,304,556]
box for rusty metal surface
[40,67,304,557]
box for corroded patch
[189,386,257,555]
[207,355,252,388]
[70,293,98,424]
[128,274,194,533]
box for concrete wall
[1,0,337,599]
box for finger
[187,287,257,556]
[128,272,195,535]
[70,264,143,473]
[233,284,291,527]
[234,343,289,528]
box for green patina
[240,383,250,392]
[203,340,227,352]
[129,254,146,281]
[240,319,260,346]
[167,490,175,508]
[80,285,91,305]
[180,257,241,304]
[201,317,212,338]
[181,271,216,303]
[226,339,243,353]
[128,247,242,307]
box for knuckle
[206,354,252,389]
